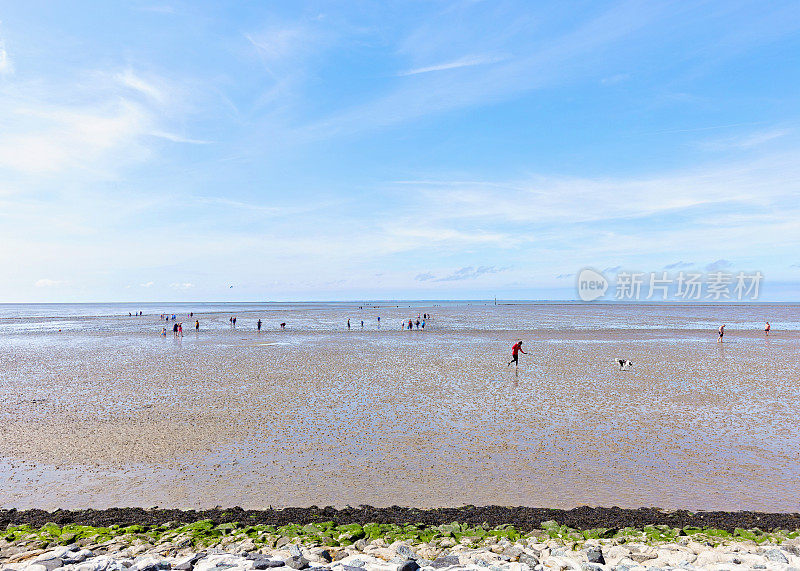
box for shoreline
[3,512,800,571]
[3,507,800,533]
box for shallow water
[1,302,798,511]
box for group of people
[717,321,772,342]
[403,313,431,330]
[347,316,384,329]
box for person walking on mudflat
[507,340,526,367]
[717,324,725,343]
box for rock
[306,549,331,564]
[342,565,366,571]
[252,560,284,570]
[430,555,459,569]
[8,550,46,563]
[541,557,572,571]
[40,559,63,571]
[130,555,171,571]
[172,553,206,570]
[584,547,604,565]
[76,555,120,571]
[366,548,395,562]
[397,561,419,571]
[629,552,656,563]
[394,546,417,561]
[415,547,440,561]
[275,539,292,550]
[604,546,629,561]
[25,565,48,571]
[66,550,96,565]
[765,548,789,563]
[283,557,308,570]
[518,550,539,568]
[353,540,369,552]
[502,546,523,560]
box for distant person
[765,321,771,335]
[160,327,167,337]
[717,324,725,343]
[257,319,262,331]
[280,322,286,330]
[347,319,351,330]
[178,323,183,336]
[173,323,178,336]
[408,319,413,330]
[360,320,364,328]
[421,319,425,329]
[415,318,420,329]
[507,340,526,367]
[195,320,199,331]
[377,316,381,327]
[232,317,237,326]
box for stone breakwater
[3,523,800,571]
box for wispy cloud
[601,73,629,85]
[698,128,790,151]
[705,259,733,272]
[434,266,509,282]
[150,131,211,144]
[0,39,12,75]
[34,279,65,288]
[117,69,166,104]
[664,261,694,270]
[140,281,154,288]
[137,5,176,14]
[0,67,188,175]
[169,282,194,290]
[397,55,505,76]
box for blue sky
[1,0,799,302]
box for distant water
[0,301,797,333]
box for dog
[616,358,633,370]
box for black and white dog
[616,358,633,370]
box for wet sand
[1,304,799,510]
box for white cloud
[140,281,154,288]
[169,282,194,290]
[0,100,152,174]
[34,279,65,288]
[0,41,11,75]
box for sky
[1,0,799,302]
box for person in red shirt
[507,340,526,367]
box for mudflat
[1,303,798,510]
